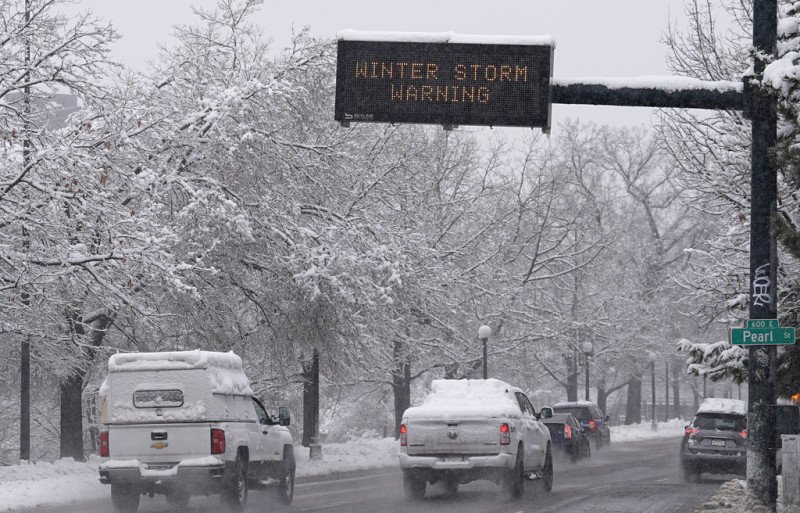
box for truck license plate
[711,439,726,447]
[442,456,466,462]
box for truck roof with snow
[99,350,255,424]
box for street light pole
[665,361,670,421]
[478,325,491,380]
[651,359,657,431]
[585,357,590,401]
[581,341,593,401]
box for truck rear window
[133,389,184,408]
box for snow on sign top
[403,378,522,420]
[337,30,555,47]
[553,76,743,93]
[696,398,747,416]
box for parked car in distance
[399,378,553,500]
[541,410,591,463]
[97,350,295,513]
[551,401,611,449]
[680,398,747,482]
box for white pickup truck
[399,378,553,499]
[97,350,295,512]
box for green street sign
[747,319,780,329]
[731,327,795,345]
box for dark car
[542,412,591,463]
[680,398,747,482]
[551,401,611,449]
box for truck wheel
[584,439,592,459]
[222,458,248,509]
[403,471,426,500]
[443,476,459,496]
[541,447,553,492]
[682,463,699,483]
[275,445,296,505]
[111,484,140,513]
[595,436,604,450]
[165,489,189,510]
[502,450,524,499]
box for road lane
[22,437,723,513]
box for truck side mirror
[541,407,554,419]
[278,406,291,426]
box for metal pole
[482,338,488,379]
[651,361,656,429]
[585,355,590,401]
[748,1,779,508]
[20,338,30,461]
[19,0,31,465]
[665,361,670,421]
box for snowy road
[25,437,721,513]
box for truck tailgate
[406,418,502,455]
[108,423,212,463]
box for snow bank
[337,29,555,47]
[403,379,522,421]
[295,436,399,477]
[691,479,784,513]
[697,398,747,416]
[610,418,686,442]
[0,456,107,512]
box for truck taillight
[211,428,226,455]
[500,423,511,445]
[400,424,407,446]
[99,431,109,457]
[685,426,700,437]
[564,424,572,440]
[588,420,597,432]
[740,430,748,439]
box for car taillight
[740,430,748,439]
[564,424,572,440]
[211,428,226,455]
[588,420,597,432]
[500,423,511,445]
[99,431,109,457]
[685,426,700,436]
[400,423,408,447]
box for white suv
[399,378,553,499]
[97,350,295,512]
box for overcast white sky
[77,0,711,132]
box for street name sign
[334,31,554,130]
[730,320,795,346]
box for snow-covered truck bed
[98,350,295,513]
[399,378,553,500]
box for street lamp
[580,341,593,401]
[648,352,658,431]
[478,325,491,379]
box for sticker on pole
[730,320,795,346]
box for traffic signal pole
[747,0,778,506]
[549,1,778,507]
